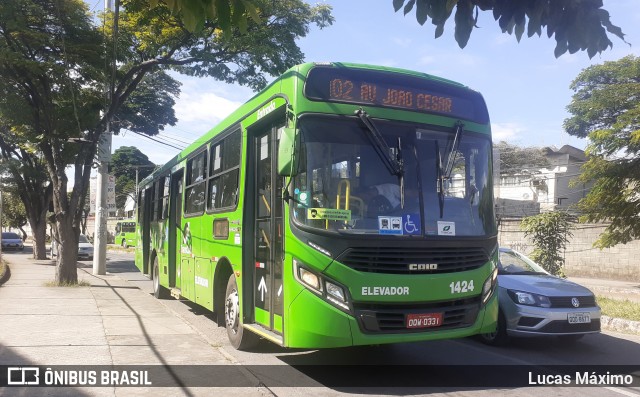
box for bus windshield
[292,116,496,236]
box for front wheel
[225,274,258,350]
[478,311,509,346]
[152,257,169,299]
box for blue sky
[110,0,640,165]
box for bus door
[251,125,285,336]
[141,187,152,275]
[168,169,183,291]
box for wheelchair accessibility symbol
[403,214,421,235]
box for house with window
[494,145,590,217]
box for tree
[111,146,155,211]
[520,211,573,276]
[0,0,333,284]
[0,192,29,241]
[564,55,640,248]
[0,123,52,259]
[495,141,550,175]
[393,0,627,58]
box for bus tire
[225,274,258,350]
[153,257,169,299]
[478,310,509,346]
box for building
[494,145,590,218]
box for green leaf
[241,0,261,24]
[415,0,428,25]
[215,0,232,32]
[453,0,474,48]
[393,0,405,12]
[403,0,416,15]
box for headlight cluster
[507,290,551,307]
[481,245,499,304]
[294,259,350,312]
[482,266,498,304]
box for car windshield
[2,232,20,239]
[499,250,548,275]
[291,116,496,236]
[78,235,90,243]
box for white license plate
[568,312,591,324]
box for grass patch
[44,280,91,287]
[598,296,640,322]
[0,260,5,276]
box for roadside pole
[92,131,111,275]
[94,0,118,275]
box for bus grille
[353,297,481,334]
[336,247,488,274]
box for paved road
[2,248,639,396]
[106,251,640,397]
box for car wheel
[478,311,509,346]
[152,257,169,299]
[225,274,258,350]
[557,334,584,343]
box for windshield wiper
[355,108,405,208]
[444,121,464,180]
[436,121,465,218]
[355,108,403,177]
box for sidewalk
[568,276,640,335]
[0,252,269,396]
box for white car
[479,247,601,346]
[51,234,94,261]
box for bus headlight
[482,266,498,304]
[294,259,351,313]
[325,281,349,310]
[298,267,322,291]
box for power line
[131,131,185,151]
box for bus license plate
[407,313,443,329]
[568,312,591,324]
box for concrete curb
[601,315,640,335]
[0,262,9,286]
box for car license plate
[407,313,443,329]
[568,312,591,324]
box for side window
[161,176,170,220]
[208,130,241,211]
[185,150,207,215]
[150,180,159,221]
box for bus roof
[140,62,483,186]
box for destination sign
[304,66,489,123]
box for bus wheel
[478,311,509,346]
[225,274,258,350]
[153,257,169,299]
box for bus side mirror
[277,127,298,176]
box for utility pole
[93,0,118,276]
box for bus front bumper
[285,289,498,348]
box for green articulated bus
[135,62,499,350]
[115,220,137,248]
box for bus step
[170,288,181,299]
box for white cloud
[175,92,242,125]
[491,122,525,142]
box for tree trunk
[54,221,79,285]
[30,217,48,260]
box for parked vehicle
[1,232,24,251]
[50,234,94,261]
[479,247,601,346]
